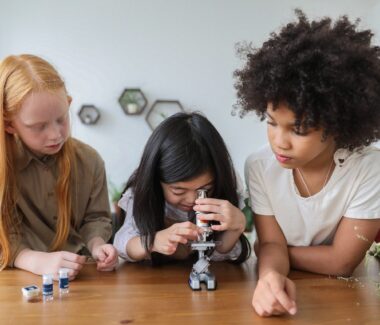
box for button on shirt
[9,138,112,266]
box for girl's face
[266,102,336,170]
[161,171,214,212]
[6,89,70,157]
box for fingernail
[289,307,297,315]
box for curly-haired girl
[235,10,380,317]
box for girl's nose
[273,129,291,150]
[47,124,61,140]
[185,191,198,205]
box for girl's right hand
[252,271,297,317]
[32,251,87,280]
[152,221,201,255]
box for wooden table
[0,257,379,324]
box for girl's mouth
[180,205,193,211]
[275,154,292,163]
[46,143,61,150]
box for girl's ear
[4,121,16,134]
[67,95,72,105]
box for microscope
[189,189,217,290]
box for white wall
[0,0,378,193]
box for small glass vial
[195,189,209,229]
[42,274,54,302]
[59,268,69,295]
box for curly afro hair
[234,10,380,150]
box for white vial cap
[21,285,40,298]
[59,268,69,277]
[42,273,53,284]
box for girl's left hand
[194,198,246,232]
[91,244,119,271]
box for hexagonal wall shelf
[145,100,185,130]
[118,88,147,115]
[78,105,101,125]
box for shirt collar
[333,146,371,167]
[16,142,57,171]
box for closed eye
[30,123,47,132]
[171,190,186,196]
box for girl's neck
[298,142,336,174]
[294,143,336,197]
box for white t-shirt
[114,176,246,261]
[245,145,380,246]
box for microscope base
[189,271,217,291]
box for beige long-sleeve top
[9,138,112,267]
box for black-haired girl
[114,112,251,265]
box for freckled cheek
[61,124,70,139]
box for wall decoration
[78,105,101,125]
[118,88,148,115]
[145,100,185,130]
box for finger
[177,221,199,231]
[61,260,85,271]
[195,198,226,206]
[63,268,79,281]
[259,282,287,315]
[96,250,107,262]
[68,269,80,279]
[162,244,177,255]
[210,224,227,231]
[97,261,116,271]
[62,251,87,264]
[194,204,221,214]
[253,301,268,317]
[273,286,297,315]
[284,279,297,315]
[175,227,199,239]
[197,213,223,222]
[97,266,115,272]
[169,234,188,245]
[285,278,297,302]
[104,248,118,263]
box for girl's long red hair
[0,54,76,269]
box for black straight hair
[124,112,251,262]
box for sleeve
[345,155,380,219]
[8,211,44,267]
[79,155,112,245]
[210,240,242,262]
[235,171,247,210]
[8,218,49,267]
[244,154,274,216]
[8,232,29,268]
[113,189,141,261]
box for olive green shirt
[9,138,112,267]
